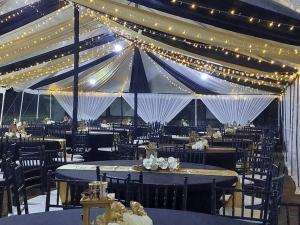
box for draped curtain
[54,93,119,121]
[199,95,276,125]
[123,93,193,124]
[283,78,300,193]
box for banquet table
[56,160,237,213]
[154,145,237,170]
[0,208,256,225]
[204,137,253,150]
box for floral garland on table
[142,155,179,171]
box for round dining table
[56,160,237,213]
[0,208,256,225]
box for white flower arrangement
[212,131,222,139]
[142,155,179,171]
[225,127,236,134]
[191,139,209,150]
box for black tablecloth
[0,208,256,225]
[56,160,237,213]
[65,131,114,149]
[205,151,237,170]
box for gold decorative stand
[81,197,115,225]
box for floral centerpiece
[188,130,200,143]
[44,117,55,125]
[94,201,153,225]
[5,119,31,138]
[145,142,158,158]
[81,181,153,225]
[225,127,237,134]
[100,120,112,129]
[78,121,89,132]
[142,155,179,171]
[212,131,222,139]
[191,138,209,150]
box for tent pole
[194,99,197,127]
[72,3,80,134]
[19,91,24,121]
[49,94,52,120]
[36,92,40,120]
[0,91,6,125]
[134,92,138,138]
[120,97,124,125]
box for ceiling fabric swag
[123,93,193,124]
[71,0,300,67]
[53,92,120,121]
[199,95,276,125]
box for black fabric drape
[127,0,300,45]
[146,51,217,95]
[30,52,118,89]
[129,47,150,93]
[0,0,66,35]
[0,33,117,75]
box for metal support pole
[72,3,80,134]
[19,91,24,121]
[120,97,124,125]
[0,91,6,125]
[49,94,52,120]
[36,92,40,120]
[194,99,198,127]
[134,92,138,133]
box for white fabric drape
[54,93,120,121]
[199,95,276,125]
[283,78,300,194]
[123,93,193,123]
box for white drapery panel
[283,78,300,194]
[123,93,193,123]
[53,93,120,121]
[199,95,276,125]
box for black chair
[12,164,29,215]
[279,202,300,225]
[115,144,140,160]
[1,141,17,160]
[102,173,133,207]
[241,155,273,189]
[45,171,87,212]
[25,125,45,136]
[19,146,45,193]
[0,156,14,215]
[269,174,285,225]
[44,149,66,174]
[211,178,271,225]
[71,132,90,160]
[158,146,206,164]
[141,176,188,210]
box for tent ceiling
[0,0,299,95]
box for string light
[90,11,295,89]
[114,29,286,89]
[0,41,119,86]
[168,0,298,32]
[88,10,296,78]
